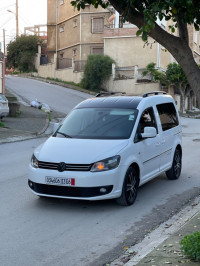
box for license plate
[45,177,75,186]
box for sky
[0,0,47,51]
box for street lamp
[7,0,19,37]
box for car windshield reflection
[56,108,138,139]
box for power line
[0,16,15,29]
[0,34,16,37]
[19,14,31,27]
[0,3,15,12]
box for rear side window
[157,103,179,131]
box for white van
[28,91,182,206]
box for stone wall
[104,76,160,95]
[37,61,82,84]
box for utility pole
[3,29,5,54]
[16,0,19,37]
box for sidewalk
[110,196,200,266]
[0,89,63,144]
[126,202,200,265]
[136,212,200,266]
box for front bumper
[28,164,127,201]
[28,180,113,198]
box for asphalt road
[5,76,91,115]
[1,76,200,266]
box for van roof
[75,96,143,109]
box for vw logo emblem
[58,162,66,172]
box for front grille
[28,180,113,198]
[38,161,92,171]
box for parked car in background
[0,93,9,119]
[29,91,182,206]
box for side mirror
[141,127,157,139]
[53,122,60,134]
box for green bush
[81,54,114,92]
[181,231,200,261]
[7,35,40,72]
[0,121,5,127]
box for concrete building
[47,0,111,67]
[188,24,200,64]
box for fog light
[29,181,33,187]
[99,188,107,193]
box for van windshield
[56,108,138,139]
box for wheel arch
[176,144,182,157]
[129,162,140,184]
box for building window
[73,19,78,28]
[92,17,104,33]
[91,47,104,55]
[60,26,65,33]
[60,0,64,5]
[73,49,77,56]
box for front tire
[166,149,182,180]
[116,167,139,206]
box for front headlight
[90,155,120,172]
[31,154,39,168]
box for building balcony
[104,25,138,38]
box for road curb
[110,195,200,266]
[36,115,50,136]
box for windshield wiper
[56,131,72,138]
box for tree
[81,54,114,91]
[7,35,40,72]
[166,63,191,113]
[142,62,166,84]
[143,62,192,113]
[71,0,200,106]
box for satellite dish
[108,14,116,23]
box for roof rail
[95,91,126,97]
[143,91,167,98]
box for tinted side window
[157,103,179,131]
[134,107,157,143]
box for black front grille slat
[38,161,91,171]
[29,181,113,198]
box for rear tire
[166,149,182,180]
[116,167,139,206]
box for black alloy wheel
[166,149,182,180]
[116,167,139,206]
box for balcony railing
[57,58,72,69]
[74,60,87,72]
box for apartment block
[47,0,111,64]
